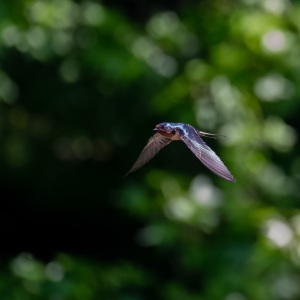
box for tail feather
[197,130,225,139]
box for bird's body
[126,122,235,182]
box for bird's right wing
[126,133,172,176]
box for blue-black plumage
[126,122,235,182]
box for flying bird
[126,122,235,182]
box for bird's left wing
[178,127,235,182]
[126,133,172,176]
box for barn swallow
[126,122,235,182]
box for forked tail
[196,130,225,139]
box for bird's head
[154,122,174,133]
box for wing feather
[126,133,172,176]
[178,127,235,182]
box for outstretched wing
[178,126,235,182]
[126,133,172,176]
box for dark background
[0,0,300,299]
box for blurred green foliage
[0,0,300,299]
